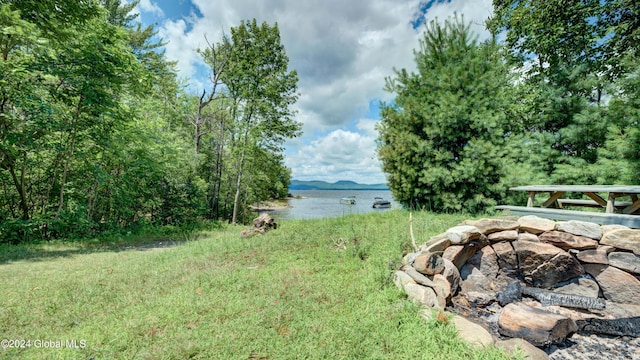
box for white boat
[372,197,391,208]
[340,196,356,205]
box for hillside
[289,180,389,190]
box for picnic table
[495,185,640,228]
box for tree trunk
[4,153,30,220]
[231,149,245,225]
[55,100,81,219]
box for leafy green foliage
[489,0,640,185]
[196,19,301,224]
[0,1,302,242]
[378,16,516,213]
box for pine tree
[377,16,516,212]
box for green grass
[0,210,515,359]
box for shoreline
[250,199,292,212]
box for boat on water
[372,197,391,209]
[340,196,356,205]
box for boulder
[495,338,549,360]
[463,218,519,235]
[517,232,540,242]
[420,310,495,348]
[575,246,613,265]
[393,271,416,289]
[599,229,640,255]
[608,252,640,275]
[461,245,500,280]
[402,265,435,287]
[442,245,466,268]
[518,215,556,235]
[445,225,482,245]
[402,252,418,266]
[552,275,600,299]
[452,315,496,348]
[459,266,492,294]
[433,274,452,308]
[460,247,515,295]
[584,264,640,304]
[403,283,438,307]
[512,240,584,288]
[442,237,489,269]
[420,233,450,253]
[441,258,461,295]
[555,220,603,240]
[601,224,630,234]
[498,302,577,347]
[488,230,519,242]
[413,251,445,276]
[539,230,598,250]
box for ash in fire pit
[395,216,640,359]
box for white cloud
[285,118,384,184]
[138,0,164,17]
[154,0,494,183]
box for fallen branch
[522,286,606,310]
[576,317,640,337]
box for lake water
[270,190,399,220]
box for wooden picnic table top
[510,185,640,194]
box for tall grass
[0,210,515,359]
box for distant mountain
[289,180,389,190]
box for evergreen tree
[377,16,516,213]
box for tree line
[0,0,299,243]
[377,0,639,213]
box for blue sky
[133,0,493,184]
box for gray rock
[403,283,438,307]
[555,220,603,240]
[441,258,461,295]
[442,237,489,269]
[496,280,523,306]
[517,232,540,242]
[539,230,599,250]
[513,240,585,288]
[459,266,492,294]
[518,215,556,235]
[575,247,612,265]
[600,229,640,255]
[463,218,519,235]
[420,233,450,253]
[608,252,640,275]
[402,265,435,287]
[495,338,549,360]
[452,315,496,348]
[552,275,600,298]
[601,224,630,234]
[402,252,418,266]
[420,310,495,348]
[433,274,451,308]
[584,264,640,304]
[487,230,519,242]
[393,271,416,290]
[445,225,483,245]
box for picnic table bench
[495,185,640,228]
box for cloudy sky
[134,0,494,184]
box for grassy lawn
[0,210,515,359]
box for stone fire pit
[395,216,640,359]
